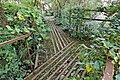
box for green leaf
[27,37,32,41]
[42,28,46,32]
[24,60,30,64]
[38,38,42,41]
[102,41,113,49]
[23,27,29,33]
[76,62,84,65]
[81,44,91,49]
[15,28,21,33]
[31,13,36,18]
[94,60,101,70]
[6,25,13,31]
[78,68,85,70]
[28,28,36,32]
[16,78,23,80]
[116,74,120,80]
[95,38,105,41]
[113,46,120,50]
[27,70,31,72]
[7,16,13,21]
[109,49,116,57]
[11,30,16,34]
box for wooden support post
[102,59,114,80]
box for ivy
[59,1,120,80]
[0,2,48,79]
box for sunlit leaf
[6,25,13,31]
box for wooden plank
[0,32,31,47]
[102,59,114,80]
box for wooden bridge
[23,20,114,80]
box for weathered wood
[0,33,31,47]
[82,18,112,22]
[102,59,114,80]
[34,47,39,69]
[71,16,112,22]
[24,41,75,80]
[83,9,117,13]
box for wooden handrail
[70,16,112,22]
[0,32,31,47]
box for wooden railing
[0,32,31,47]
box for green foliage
[63,2,120,80]
[75,16,120,80]
[112,11,120,26]
[0,2,48,79]
[77,44,105,79]
[116,74,120,80]
[60,6,86,39]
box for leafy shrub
[0,2,48,79]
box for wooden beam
[83,9,116,13]
[34,46,39,69]
[0,32,31,47]
[82,18,112,22]
[71,16,112,22]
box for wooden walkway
[24,21,114,80]
[24,21,84,80]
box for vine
[0,2,48,79]
[58,2,120,80]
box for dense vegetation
[0,0,120,80]
[0,2,48,79]
[54,1,120,80]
